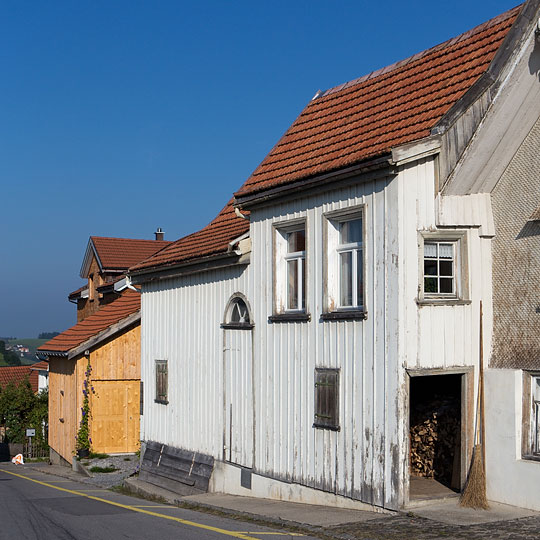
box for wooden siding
[48,357,77,462]
[48,324,141,461]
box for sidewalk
[20,463,540,539]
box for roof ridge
[91,235,170,242]
[316,4,522,100]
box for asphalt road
[0,464,312,540]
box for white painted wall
[139,154,497,510]
[485,369,540,511]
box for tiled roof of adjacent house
[130,200,249,272]
[29,361,49,371]
[235,5,520,198]
[38,290,141,354]
[129,4,520,274]
[0,366,38,393]
[91,237,171,270]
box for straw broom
[460,301,489,509]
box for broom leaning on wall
[460,301,489,509]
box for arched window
[221,294,253,329]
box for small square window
[423,241,456,295]
[155,360,168,404]
[418,231,468,304]
[313,368,340,431]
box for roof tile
[0,366,38,393]
[91,237,171,270]
[38,290,140,354]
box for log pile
[410,397,460,485]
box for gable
[443,8,540,195]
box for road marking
[133,505,175,508]
[234,534,304,537]
[0,468,260,540]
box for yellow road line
[234,534,304,537]
[133,505,175,508]
[0,468,259,540]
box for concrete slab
[183,492,382,526]
[409,498,540,525]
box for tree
[0,340,21,366]
[0,380,47,444]
[38,332,59,340]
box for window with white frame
[532,376,540,455]
[323,207,365,316]
[273,220,307,316]
[423,241,456,295]
[418,231,468,303]
[286,229,306,310]
[338,218,363,308]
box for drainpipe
[125,275,140,293]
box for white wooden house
[130,1,540,511]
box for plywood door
[224,330,253,468]
[91,380,140,454]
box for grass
[89,466,118,473]
[89,452,109,459]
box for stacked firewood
[410,397,459,484]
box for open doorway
[409,373,462,501]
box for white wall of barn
[244,175,405,509]
[139,154,494,510]
[140,265,252,458]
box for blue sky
[0,0,519,337]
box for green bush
[0,381,48,445]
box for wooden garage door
[91,380,140,454]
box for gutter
[129,251,245,285]
[234,155,393,209]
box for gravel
[78,453,139,489]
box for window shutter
[314,368,339,430]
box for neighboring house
[129,2,540,512]
[30,361,49,392]
[38,290,141,464]
[0,366,39,393]
[69,231,169,322]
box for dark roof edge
[433,0,540,135]
[234,155,393,209]
[129,252,246,284]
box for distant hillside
[7,338,47,354]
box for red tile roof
[130,200,249,272]
[129,4,520,274]
[235,5,520,198]
[68,284,88,299]
[91,237,171,270]
[29,361,49,371]
[38,290,141,354]
[0,366,38,393]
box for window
[424,241,455,295]
[323,207,366,319]
[314,368,339,430]
[271,219,309,321]
[155,360,168,404]
[418,231,468,304]
[338,218,363,308]
[221,295,253,329]
[286,229,306,311]
[532,376,540,456]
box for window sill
[521,454,540,463]
[416,298,472,306]
[321,310,367,321]
[220,323,254,330]
[313,423,340,432]
[268,313,310,323]
[154,399,169,405]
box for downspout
[125,275,140,293]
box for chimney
[154,227,164,241]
